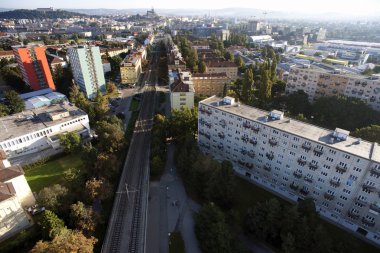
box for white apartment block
[0,103,90,160]
[286,65,380,111]
[67,46,106,99]
[170,71,194,110]
[198,96,380,246]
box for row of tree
[150,114,167,179]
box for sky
[1,0,380,16]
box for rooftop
[0,165,24,182]
[206,60,237,68]
[200,96,380,162]
[0,182,15,202]
[0,103,87,142]
[192,72,228,78]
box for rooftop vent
[332,128,350,141]
[269,110,284,121]
[223,96,235,105]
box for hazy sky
[1,0,380,15]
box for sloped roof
[170,79,190,92]
[0,165,25,182]
[206,60,237,68]
[0,182,16,202]
[0,149,6,160]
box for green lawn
[234,176,379,253]
[169,232,185,253]
[25,154,83,192]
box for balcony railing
[293,172,302,179]
[336,165,347,173]
[290,183,299,191]
[355,198,368,207]
[266,152,274,160]
[297,158,307,166]
[324,193,335,201]
[219,119,226,128]
[309,163,318,171]
[268,139,278,147]
[248,151,255,158]
[300,189,309,196]
[241,135,249,143]
[370,204,380,213]
[204,133,211,140]
[249,139,257,145]
[243,122,251,129]
[304,177,313,183]
[362,184,376,193]
[263,165,271,172]
[241,149,247,155]
[329,179,341,187]
[218,132,225,139]
[347,211,360,220]
[205,122,212,128]
[301,143,311,151]
[362,218,375,227]
[199,107,206,114]
[370,167,380,177]
[238,160,245,166]
[251,125,260,133]
[245,163,254,169]
[313,148,323,155]
[217,144,223,150]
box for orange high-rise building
[13,46,56,91]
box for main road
[102,50,159,253]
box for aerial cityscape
[0,1,380,253]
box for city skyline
[2,0,380,17]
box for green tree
[93,92,109,121]
[0,103,9,116]
[106,82,117,95]
[85,177,112,202]
[353,125,380,143]
[285,90,312,117]
[58,132,81,153]
[39,210,65,240]
[234,55,245,69]
[38,184,69,213]
[242,68,254,103]
[281,233,296,253]
[4,90,25,114]
[206,161,236,209]
[168,107,198,141]
[259,68,272,101]
[70,201,97,235]
[72,33,79,43]
[195,203,234,253]
[95,120,125,153]
[151,155,165,178]
[224,51,234,61]
[198,61,206,73]
[30,228,97,253]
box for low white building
[170,70,194,110]
[0,103,90,160]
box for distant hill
[0,9,88,19]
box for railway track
[102,52,158,253]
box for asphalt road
[101,51,159,253]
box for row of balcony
[199,107,212,115]
[242,122,260,132]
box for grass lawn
[234,176,379,253]
[25,154,83,192]
[169,232,185,253]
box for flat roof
[0,103,87,142]
[200,96,380,163]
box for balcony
[313,148,323,155]
[324,192,335,201]
[309,163,318,171]
[263,165,271,172]
[329,179,341,187]
[362,218,375,227]
[347,211,360,220]
[241,135,249,143]
[297,158,307,166]
[370,204,380,213]
[266,152,274,160]
[370,167,380,177]
[251,125,260,133]
[248,150,255,158]
[301,143,311,151]
[204,133,211,140]
[304,177,313,183]
[243,122,251,129]
[300,189,309,196]
[238,160,245,166]
[205,122,212,128]
[217,144,223,150]
[290,183,299,191]
[218,132,225,139]
[362,184,376,193]
[249,139,257,145]
[241,149,247,155]
[245,163,254,169]
[206,110,212,116]
[199,107,206,114]
[293,171,302,179]
[219,119,226,128]
[336,165,347,173]
[268,139,278,147]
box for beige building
[170,71,194,110]
[192,72,230,97]
[206,60,238,80]
[0,150,34,242]
[286,65,380,111]
[120,54,142,84]
[199,96,380,246]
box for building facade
[206,60,238,80]
[67,46,106,99]
[120,54,142,84]
[13,46,56,91]
[198,96,380,246]
[286,65,380,111]
[0,104,90,160]
[192,72,229,97]
[170,71,194,110]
